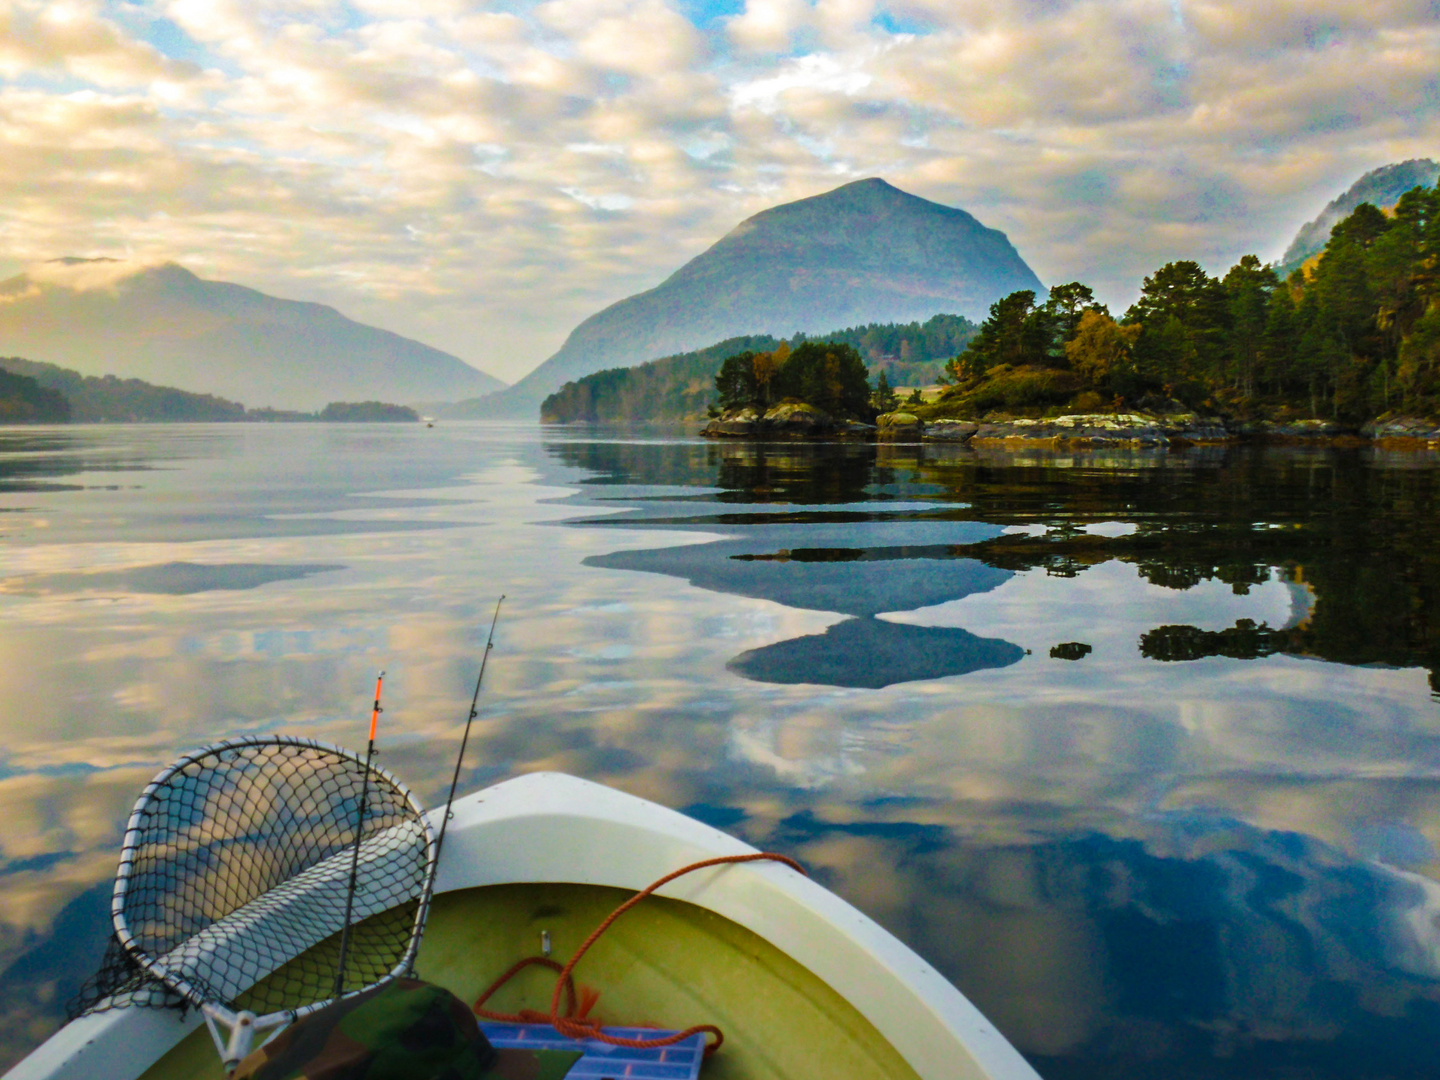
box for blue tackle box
[480,1022,706,1079]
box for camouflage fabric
[232,979,581,1080]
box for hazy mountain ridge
[0,356,424,422]
[0,261,505,410]
[0,355,246,422]
[1280,159,1440,271]
[459,178,1042,417]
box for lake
[1,422,1438,1079]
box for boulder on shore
[876,411,924,439]
[923,419,979,442]
[702,406,763,436]
[700,407,1440,447]
[1361,417,1440,444]
[765,401,835,434]
[1155,414,1229,443]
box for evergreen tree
[872,369,899,413]
[1222,255,1278,399]
[945,290,1053,382]
[772,341,872,419]
[1043,282,1098,360]
[1124,261,1230,400]
[1260,283,1298,397]
[714,351,760,411]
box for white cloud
[23,256,157,290]
[731,53,873,114]
[0,0,204,87]
[559,186,636,211]
[727,0,814,53]
[0,0,1435,379]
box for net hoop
[109,735,439,1030]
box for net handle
[109,734,439,1029]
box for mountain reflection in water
[729,616,1024,688]
[558,437,1440,693]
[1,426,1438,1080]
[585,520,1022,687]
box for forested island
[0,358,419,424]
[544,183,1440,444]
[539,315,975,424]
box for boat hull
[6,772,1040,1080]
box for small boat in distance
[7,772,1041,1080]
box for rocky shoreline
[700,405,1440,448]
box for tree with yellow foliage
[1065,310,1141,389]
[752,341,788,406]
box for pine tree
[872,369,899,413]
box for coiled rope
[473,852,806,1058]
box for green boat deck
[139,883,923,1080]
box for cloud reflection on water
[3,561,345,596]
[0,427,1438,1077]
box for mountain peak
[729,176,975,231]
[819,176,908,199]
[464,178,1040,416]
[1282,159,1440,267]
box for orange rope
[472,852,805,1058]
[474,956,578,1023]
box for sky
[0,0,1437,383]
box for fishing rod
[394,597,506,983]
[433,596,505,865]
[334,670,384,1000]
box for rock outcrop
[703,406,763,436]
[1362,417,1440,445]
[962,413,1229,447]
[702,402,841,437]
[923,419,979,441]
[701,408,1440,447]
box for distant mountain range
[1280,159,1439,272]
[457,178,1042,418]
[0,260,505,410]
[12,166,1434,423]
[0,356,422,422]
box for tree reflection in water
[1,428,1438,1080]
[546,434,1440,1078]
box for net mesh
[70,737,435,1021]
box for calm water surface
[1,422,1438,1078]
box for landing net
[70,736,437,1023]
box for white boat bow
[6,771,1041,1080]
